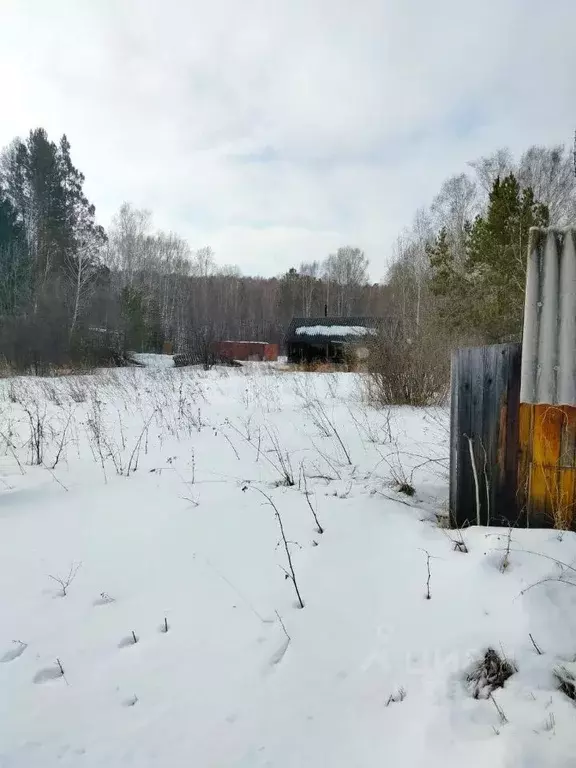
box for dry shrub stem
[250,487,305,609]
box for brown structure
[211,341,278,362]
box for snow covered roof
[285,316,380,343]
[295,325,376,337]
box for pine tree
[428,227,454,297]
[429,173,548,342]
[121,286,146,351]
[0,192,30,315]
[465,174,548,341]
[1,129,106,324]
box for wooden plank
[457,347,476,527]
[449,349,460,526]
[451,347,475,528]
[503,345,522,524]
[482,344,499,525]
[450,343,522,529]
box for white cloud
[1,0,575,277]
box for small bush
[365,325,450,406]
[466,648,516,699]
[554,665,576,701]
[397,482,416,497]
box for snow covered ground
[1,366,576,767]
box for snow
[130,352,175,368]
[1,367,576,767]
[295,325,377,337]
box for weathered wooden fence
[450,228,576,530]
[450,343,522,528]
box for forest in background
[0,127,575,375]
[0,129,387,371]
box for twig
[42,463,69,492]
[479,439,490,525]
[0,430,25,475]
[56,657,69,685]
[301,463,324,533]
[511,548,576,576]
[420,549,432,599]
[500,525,513,572]
[466,435,481,526]
[250,487,304,608]
[443,526,468,553]
[529,633,543,655]
[203,556,272,624]
[50,410,75,469]
[221,431,241,460]
[275,610,291,642]
[489,693,508,724]
[49,562,81,596]
[126,410,156,474]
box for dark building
[284,317,380,364]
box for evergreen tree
[58,134,106,255]
[121,286,146,351]
[145,296,163,352]
[429,173,548,342]
[1,129,106,322]
[0,192,30,315]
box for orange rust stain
[558,468,576,529]
[519,403,576,529]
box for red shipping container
[212,341,278,362]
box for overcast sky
[1,0,575,278]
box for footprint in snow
[33,666,64,684]
[0,641,27,663]
[268,638,290,667]
[118,634,138,648]
[93,592,115,606]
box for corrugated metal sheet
[521,227,576,405]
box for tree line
[386,144,576,345]
[2,128,574,376]
[0,128,388,371]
